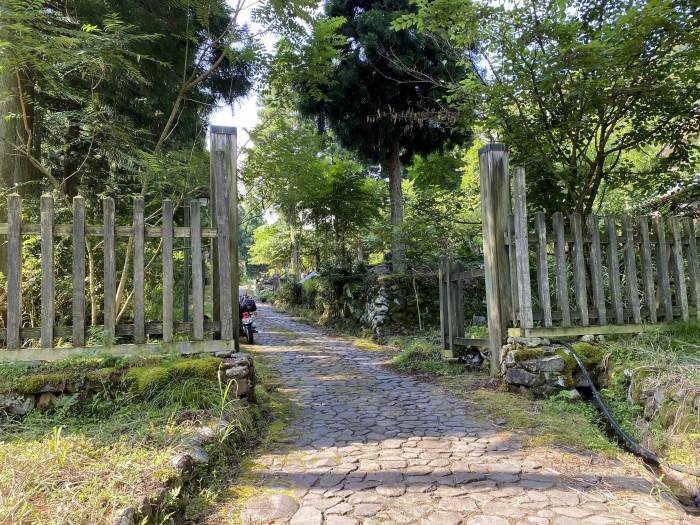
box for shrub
[275,281,302,306]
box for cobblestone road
[238,305,698,525]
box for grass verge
[175,351,295,525]
[0,354,259,525]
[599,321,700,470]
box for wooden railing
[0,126,239,359]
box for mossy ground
[466,387,620,456]
[0,354,261,525]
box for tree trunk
[356,234,364,264]
[289,208,301,280]
[0,63,32,325]
[63,121,81,198]
[384,141,405,273]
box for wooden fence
[0,126,239,360]
[440,144,700,376]
[438,258,487,359]
[506,169,700,336]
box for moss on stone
[512,347,550,363]
[124,357,222,396]
[168,357,221,380]
[85,367,118,387]
[571,342,604,368]
[124,366,171,395]
[14,373,69,394]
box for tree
[242,97,381,273]
[0,0,316,324]
[298,0,472,272]
[398,0,700,213]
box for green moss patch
[13,373,68,394]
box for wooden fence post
[191,199,204,340]
[162,200,174,343]
[513,167,533,330]
[210,126,239,346]
[40,194,54,348]
[103,197,116,344]
[479,144,511,376]
[133,197,145,343]
[6,194,21,349]
[72,196,86,347]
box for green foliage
[389,334,466,376]
[399,0,700,213]
[298,0,472,166]
[275,281,303,306]
[249,222,292,269]
[596,322,700,467]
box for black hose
[553,340,700,479]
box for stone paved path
[238,305,698,525]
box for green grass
[174,351,295,525]
[388,333,469,376]
[0,356,260,525]
[353,338,391,352]
[597,320,700,468]
[468,388,620,456]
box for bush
[275,281,302,306]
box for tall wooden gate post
[210,126,240,349]
[478,144,511,376]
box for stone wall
[0,351,255,416]
[501,337,605,396]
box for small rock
[241,494,299,524]
[426,511,463,525]
[580,334,596,343]
[561,389,581,401]
[112,507,135,525]
[508,336,550,347]
[521,355,566,373]
[505,367,545,387]
[196,425,218,443]
[376,484,406,497]
[224,365,249,379]
[186,446,209,465]
[169,453,194,478]
[465,516,509,525]
[36,392,59,412]
[354,503,382,517]
[290,506,322,525]
[0,392,35,415]
[325,516,358,525]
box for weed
[389,334,468,376]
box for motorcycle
[239,296,258,344]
